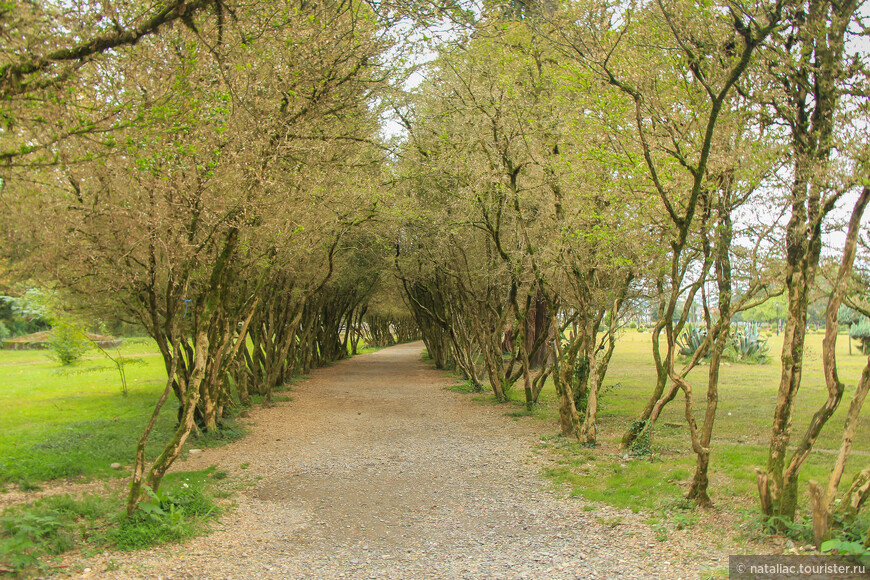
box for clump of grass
[16,480,41,492]
[0,467,227,576]
[110,481,219,550]
[194,418,246,449]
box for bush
[47,324,90,366]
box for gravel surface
[63,342,733,579]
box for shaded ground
[65,342,743,579]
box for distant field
[0,339,174,486]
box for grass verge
[0,466,228,578]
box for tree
[754,0,870,522]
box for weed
[627,420,653,458]
[749,513,813,543]
[238,462,251,470]
[699,569,729,579]
[651,521,669,542]
[194,419,246,448]
[16,480,41,492]
[110,476,221,550]
[0,494,114,575]
[821,538,870,566]
[0,468,228,575]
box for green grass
[0,466,226,577]
[0,339,177,485]
[510,330,870,541]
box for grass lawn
[0,338,175,486]
[486,329,870,541]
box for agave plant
[849,317,870,354]
[732,322,769,362]
[677,324,708,358]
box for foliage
[573,358,590,412]
[111,482,219,550]
[0,468,224,575]
[47,323,90,366]
[0,494,113,575]
[0,290,51,338]
[819,511,870,565]
[0,0,865,543]
[740,294,787,325]
[820,539,870,566]
[838,305,862,327]
[627,420,653,458]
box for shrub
[47,324,90,366]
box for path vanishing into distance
[74,342,722,579]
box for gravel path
[72,342,722,579]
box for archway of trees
[2,0,869,547]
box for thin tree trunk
[144,329,208,493]
[127,347,179,516]
[770,186,869,519]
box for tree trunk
[760,0,858,521]
[127,348,179,516]
[144,329,208,494]
[765,186,869,520]
[551,314,581,439]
